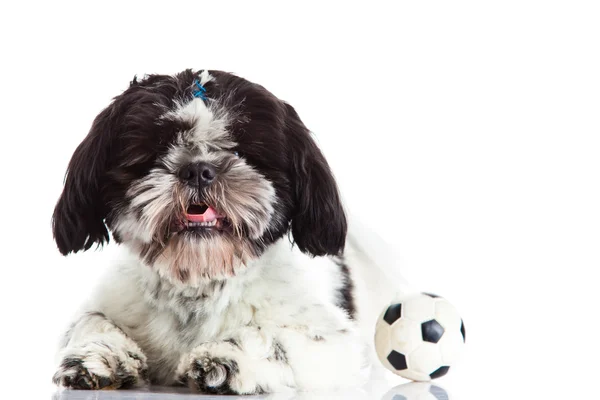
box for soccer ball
[374,292,465,381]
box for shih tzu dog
[52,69,392,394]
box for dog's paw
[176,343,263,395]
[178,355,241,394]
[53,342,148,390]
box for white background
[1,1,599,399]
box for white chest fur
[86,238,350,383]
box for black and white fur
[52,69,399,394]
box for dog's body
[52,70,399,394]
[55,237,374,394]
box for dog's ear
[285,103,347,256]
[52,101,124,255]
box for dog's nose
[178,162,216,187]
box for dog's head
[53,70,346,282]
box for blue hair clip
[192,79,207,100]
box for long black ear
[52,103,121,255]
[286,103,347,256]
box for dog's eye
[233,151,240,157]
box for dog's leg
[177,317,366,394]
[52,312,148,390]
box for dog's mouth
[180,202,230,232]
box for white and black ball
[375,293,465,381]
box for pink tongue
[186,206,220,222]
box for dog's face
[53,70,346,283]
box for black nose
[178,162,216,187]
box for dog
[51,69,398,394]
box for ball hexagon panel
[438,331,464,365]
[375,318,392,347]
[383,303,402,325]
[433,299,461,331]
[423,292,441,298]
[390,318,423,355]
[387,350,408,370]
[402,295,436,322]
[460,320,466,342]
[421,320,445,343]
[374,320,393,368]
[408,343,443,376]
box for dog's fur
[52,70,393,394]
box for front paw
[177,341,265,395]
[53,342,148,390]
[178,354,241,394]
